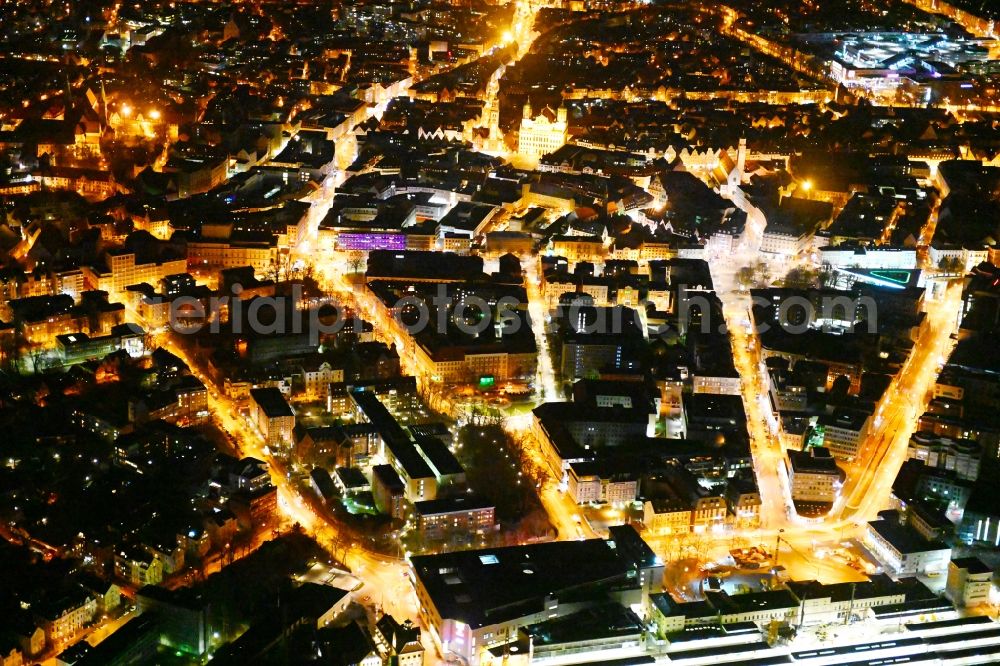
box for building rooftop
[414,495,493,517]
[608,524,662,570]
[868,514,949,555]
[334,466,369,490]
[73,615,159,665]
[410,539,632,628]
[951,557,991,575]
[787,573,930,605]
[821,408,872,432]
[685,393,747,428]
[249,387,293,418]
[366,250,484,282]
[413,435,464,478]
[372,464,405,492]
[787,447,843,476]
[704,589,799,615]
[523,602,643,646]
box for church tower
[737,137,747,181]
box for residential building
[300,358,345,397]
[114,545,164,587]
[310,468,337,503]
[557,305,645,380]
[691,494,727,532]
[249,387,295,448]
[727,480,762,528]
[333,467,370,496]
[8,619,44,661]
[228,457,271,494]
[365,280,537,383]
[372,464,407,519]
[0,641,23,666]
[414,495,496,535]
[186,237,279,275]
[643,498,691,535]
[352,391,439,502]
[567,461,639,505]
[375,615,424,666]
[83,252,187,297]
[550,235,606,263]
[35,588,97,648]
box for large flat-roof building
[410,527,661,665]
[907,431,981,482]
[786,574,934,626]
[864,510,952,576]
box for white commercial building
[819,246,917,269]
[786,447,844,504]
[864,512,951,576]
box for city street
[841,279,962,522]
[683,249,967,584]
[7,0,1000,663]
[155,334,431,652]
[134,4,556,662]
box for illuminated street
[5,0,1000,663]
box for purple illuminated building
[337,232,407,251]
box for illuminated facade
[83,252,188,297]
[517,103,568,161]
[414,496,496,535]
[787,447,844,504]
[643,499,691,534]
[864,512,951,576]
[411,534,659,666]
[38,593,98,648]
[337,232,408,251]
[186,239,279,275]
[817,32,987,101]
[249,387,295,448]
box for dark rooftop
[413,435,464,478]
[249,387,293,418]
[414,495,493,517]
[410,539,632,628]
[867,515,948,555]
